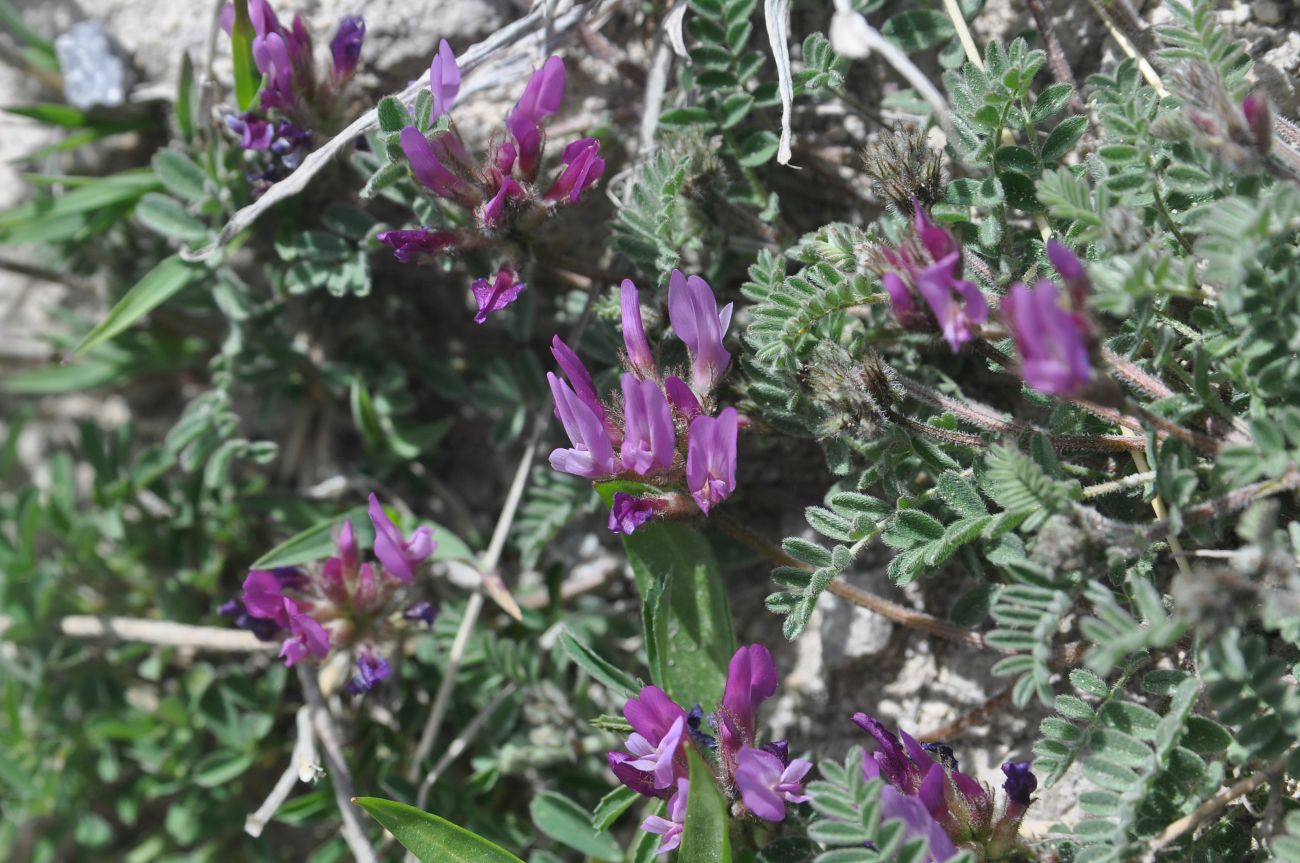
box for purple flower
[400,125,469,201]
[609,492,665,535]
[664,376,703,423]
[619,280,656,379]
[336,519,358,574]
[1001,761,1037,808]
[279,597,330,666]
[243,569,289,626]
[544,137,606,203]
[735,746,812,822]
[471,266,526,324]
[226,112,274,150]
[854,713,928,793]
[367,493,436,582]
[403,601,437,627]
[879,785,959,863]
[624,715,687,789]
[667,269,733,396]
[620,375,675,475]
[640,778,689,854]
[718,644,778,768]
[685,407,738,515]
[609,686,689,797]
[220,0,282,37]
[252,31,295,110]
[914,255,988,353]
[376,227,461,264]
[345,648,391,694]
[480,177,527,230]
[429,39,461,118]
[548,372,618,479]
[329,16,364,81]
[913,199,956,260]
[1242,92,1271,154]
[1045,239,1091,315]
[550,336,606,427]
[507,56,566,181]
[1002,281,1092,396]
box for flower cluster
[853,713,1037,861]
[869,201,988,353]
[378,41,606,323]
[548,270,739,533]
[1000,240,1095,397]
[608,645,810,854]
[221,0,365,188]
[219,494,436,694]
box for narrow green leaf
[230,0,261,111]
[559,629,641,700]
[176,51,196,143]
[680,749,731,863]
[73,255,204,356]
[354,797,525,863]
[591,785,640,831]
[152,149,207,201]
[530,791,622,861]
[659,107,715,127]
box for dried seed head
[860,125,944,214]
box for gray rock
[55,20,132,109]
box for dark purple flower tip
[608,751,672,799]
[853,712,919,791]
[376,227,461,264]
[1001,761,1037,806]
[217,598,242,617]
[471,265,527,324]
[346,649,391,695]
[921,741,958,772]
[686,704,719,750]
[761,739,790,766]
[403,601,438,628]
[608,492,665,535]
[329,16,365,81]
[227,112,274,150]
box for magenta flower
[507,56,566,181]
[1045,239,1092,318]
[481,176,527,230]
[548,373,618,479]
[718,644,778,770]
[625,715,687,789]
[608,685,690,797]
[685,407,738,515]
[279,597,330,666]
[328,16,365,81]
[735,746,812,822]
[544,137,606,203]
[429,38,461,118]
[253,31,295,109]
[226,112,275,149]
[243,569,290,626]
[620,375,676,476]
[376,227,461,264]
[664,376,703,423]
[1242,92,1271,153]
[668,269,733,396]
[879,785,959,863]
[550,337,607,428]
[471,266,526,324]
[619,280,657,379]
[367,493,436,582]
[915,254,988,352]
[641,778,689,854]
[609,493,666,535]
[1002,281,1092,396]
[399,126,469,201]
